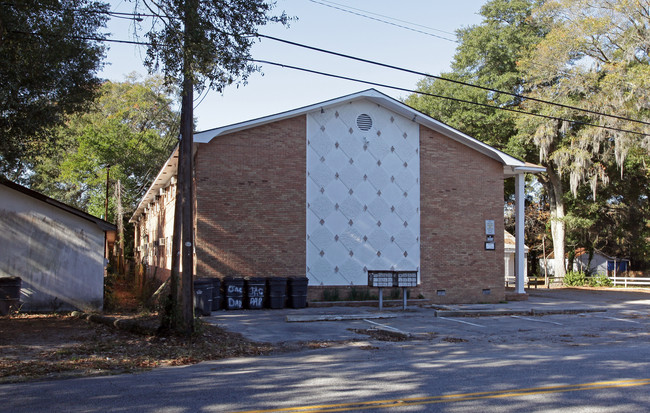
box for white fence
[506,275,650,288]
[610,275,650,287]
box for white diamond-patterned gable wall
[306,100,420,286]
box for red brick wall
[418,125,505,303]
[194,117,505,304]
[195,116,306,280]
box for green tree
[564,149,650,269]
[516,0,650,277]
[29,75,179,224]
[405,0,545,153]
[405,0,548,269]
[0,0,108,177]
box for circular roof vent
[356,113,373,131]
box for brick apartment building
[131,89,542,304]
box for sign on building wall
[485,219,495,250]
[306,101,420,286]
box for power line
[310,0,458,37]
[251,59,648,137]
[257,34,650,128]
[307,0,458,43]
[8,30,648,137]
[8,1,649,128]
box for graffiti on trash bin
[248,286,264,297]
[249,297,263,307]
[227,285,243,294]
[228,297,242,309]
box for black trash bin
[193,278,213,316]
[267,277,287,309]
[0,277,21,316]
[224,277,244,310]
[288,277,309,308]
[245,277,266,309]
[211,278,222,311]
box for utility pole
[168,147,182,331]
[104,165,110,220]
[179,0,198,335]
[104,164,110,266]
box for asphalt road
[2,288,650,412]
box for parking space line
[511,315,563,326]
[363,319,401,332]
[593,315,642,324]
[438,317,484,327]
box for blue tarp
[607,260,628,272]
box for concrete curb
[286,314,398,323]
[434,308,607,317]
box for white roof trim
[194,89,540,171]
[132,89,545,222]
[129,145,179,223]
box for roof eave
[194,89,546,174]
[1,179,116,232]
[129,144,180,223]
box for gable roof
[541,248,629,261]
[1,179,117,233]
[131,89,545,222]
[195,89,544,176]
[504,230,529,254]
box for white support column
[515,173,526,294]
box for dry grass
[0,312,275,383]
[0,276,279,383]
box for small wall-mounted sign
[485,242,495,250]
[485,220,495,236]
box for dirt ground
[0,311,283,384]
[4,285,648,384]
[0,276,281,384]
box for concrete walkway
[204,287,650,344]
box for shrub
[588,273,613,287]
[103,272,119,311]
[348,287,378,301]
[322,288,340,301]
[563,270,588,286]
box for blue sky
[102,0,487,131]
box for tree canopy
[407,0,650,273]
[135,0,288,91]
[0,0,108,176]
[517,0,650,270]
[28,75,180,222]
[405,0,545,153]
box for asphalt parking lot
[205,287,650,346]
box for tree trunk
[179,0,198,336]
[546,166,566,280]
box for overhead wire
[309,0,458,37]
[251,59,648,137]
[256,34,650,128]
[307,0,458,43]
[8,29,648,137]
[5,1,648,129]
[193,88,211,110]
